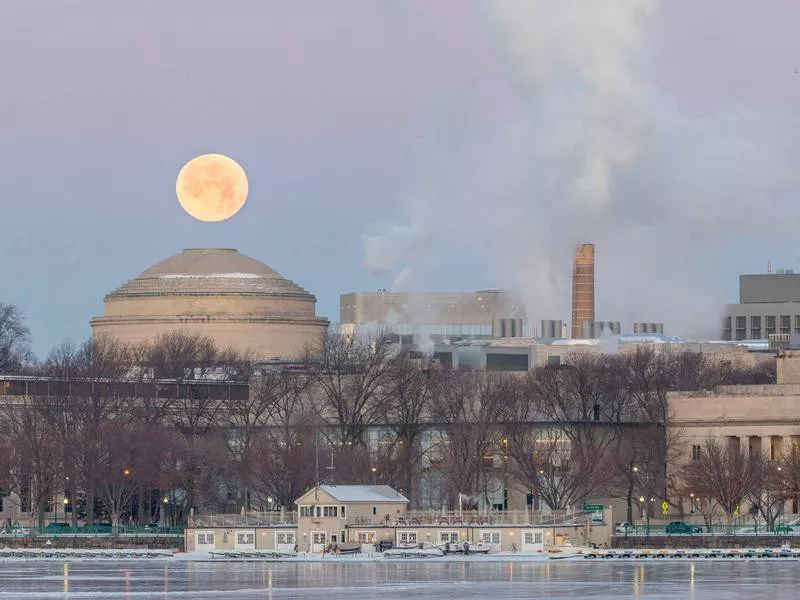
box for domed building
[91,248,329,359]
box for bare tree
[42,336,136,526]
[95,420,138,525]
[238,372,317,509]
[683,438,760,524]
[0,303,33,373]
[507,425,599,511]
[430,371,506,508]
[746,457,786,532]
[0,394,60,526]
[308,327,398,445]
[379,357,438,502]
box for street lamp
[62,497,69,525]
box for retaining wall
[612,535,794,549]
[0,536,184,550]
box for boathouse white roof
[318,485,409,503]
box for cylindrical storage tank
[541,319,564,338]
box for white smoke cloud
[360,0,800,339]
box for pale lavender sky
[1,1,799,356]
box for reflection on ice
[0,559,799,598]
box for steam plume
[362,1,800,339]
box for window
[196,532,215,545]
[439,531,459,543]
[722,316,732,340]
[766,316,776,336]
[735,316,746,340]
[341,506,346,519]
[312,531,327,545]
[356,531,375,544]
[781,315,791,335]
[524,531,543,544]
[276,531,295,545]
[372,506,377,516]
[299,506,313,518]
[480,530,501,544]
[691,445,701,460]
[323,506,338,518]
[20,486,30,514]
[236,532,254,545]
[795,315,800,334]
[547,355,561,366]
[398,531,417,545]
[750,316,761,339]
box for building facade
[91,248,329,359]
[723,272,800,341]
[339,289,526,342]
[185,484,612,553]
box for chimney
[571,243,595,339]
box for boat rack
[0,548,173,559]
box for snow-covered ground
[1,558,800,598]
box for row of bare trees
[676,439,800,531]
[0,324,776,526]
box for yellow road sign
[661,501,669,514]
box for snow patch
[159,273,261,279]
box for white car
[614,522,634,534]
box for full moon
[176,154,249,222]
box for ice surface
[0,559,799,598]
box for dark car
[665,521,702,534]
[43,522,72,532]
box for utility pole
[326,448,336,485]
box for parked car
[665,521,702,534]
[614,522,635,534]
[43,522,72,531]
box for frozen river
[1,558,799,599]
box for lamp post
[162,496,169,527]
[639,495,649,535]
[62,497,69,525]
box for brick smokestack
[571,243,595,339]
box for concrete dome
[91,249,329,359]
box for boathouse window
[299,506,313,517]
[398,531,417,545]
[276,531,295,545]
[356,531,375,543]
[480,530,501,544]
[439,531,459,543]
[341,506,346,518]
[323,506,338,518]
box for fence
[615,522,800,537]
[0,524,185,537]
[191,512,297,528]
[346,509,586,528]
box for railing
[347,509,584,528]
[0,525,185,537]
[614,523,800,537]
[191,512,297,528]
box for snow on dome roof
[106,248,314,299]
